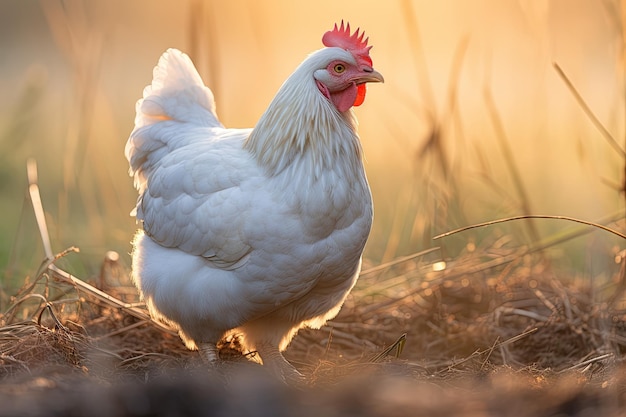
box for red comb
[322,21,373,66]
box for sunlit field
[1,0,626,415]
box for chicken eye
[333,63,346,74]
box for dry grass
[0,233,625,415]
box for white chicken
[125,22,383,381]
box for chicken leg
[199,342,220,364]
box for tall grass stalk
[483,86,541,244]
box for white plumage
[125,22,383,381]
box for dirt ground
[1,240,625,416]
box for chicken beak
[355,69,384,84]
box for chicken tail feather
[136,48,222,129]
[125,48,224,195]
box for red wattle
[353,84,367,107]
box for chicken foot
[256,342,304,385]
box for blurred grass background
[0,0,624,295]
